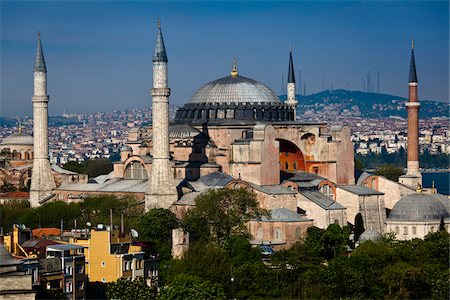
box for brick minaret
[145,20,178,211]
[286,46,298,120]
[399,40,422,188]
[30,33,56,207]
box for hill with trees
[280,89,448,119]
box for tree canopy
[182,188,267,243]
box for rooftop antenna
[377,72,380,93]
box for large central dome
[174,65,295,125]
[188,75,281,104]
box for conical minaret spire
[288,46,295,84]
[286,45,298,120]
[153,18,168,63]
[34,32,46,73]
[409,40,417,83]
[399,40,422,189]
[145,20,178,211]
[30,32,56,207]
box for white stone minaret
[286,46,298,120]
[145,20,178,211]
[30,33,56,207]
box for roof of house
[259,208,313,222]
[338,185,384,196]
[299,190,346,210]
[32,228,61,238]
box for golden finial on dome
[18,122,23,134]
[431,181,436,193]
[416,182,422,193]
[230,57,238,77]
[411,39,414,49]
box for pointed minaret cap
[34,32,46,73]
[153,18,168,63]
[409,39,417,83]
[288,45,295,84]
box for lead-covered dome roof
[175,66,295,125]
[0,133,33,146]
[188,75,281,105]
[388,193,450,222]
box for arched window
[257,227,263,240]
[285,162,289,170]
[371,178,376,189]
[274,228,282,240]
[412,227,416,235]
[295,227,302,239]
[293,162,297,170]
[319,185,333,199]
[124,161,148,179]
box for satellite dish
[86,222,92,227]
[105,225,111,231]
[130,229,139,238]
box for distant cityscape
[1,90,448,167]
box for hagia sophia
[1,22,449,249]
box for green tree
[182,188,267,243]
[374,164,404,181]
[86,158,113,178]
[19,201,81,229]
[106,276,156,300]
[158,274,225,300]
[0,200,30,231]
[63,161,87,174]
[224,235,260,267]
[354,158,364,171]
[0,180,16,192]
[139,208,179,260]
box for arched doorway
[278,139,305,180]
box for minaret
[286,46,298,120]
[399,40,422,189]
[145,20,178,211]
[30,32,56,207]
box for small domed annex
[388,193,450,222]
[175,64,295,124]
[358,230,383,243]
[0,133,33,146]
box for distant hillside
[279,89,448,119]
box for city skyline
[1,1,448,117]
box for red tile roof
[32,228,62,238]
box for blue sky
[1,1,448,117]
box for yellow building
[69,228,158,285]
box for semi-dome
[358,230,383,243]
[189,75,281,105]
[388,193,450,222]
[0,133,33,146]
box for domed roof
[358,230,383,243]
[388,193,450,222]
[0,133,33,146]
[188,75,281,105]
[121,145,132,151]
